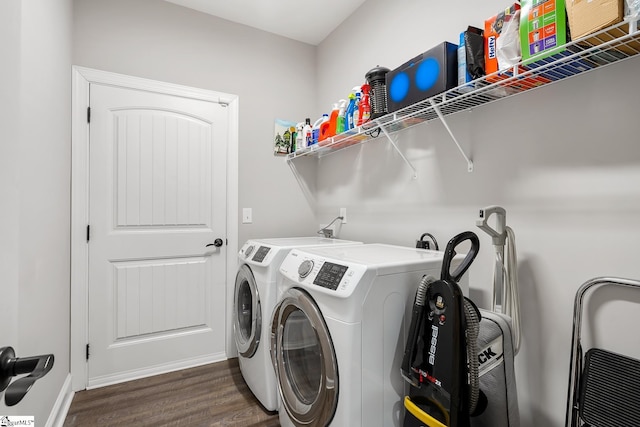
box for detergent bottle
[311,116,325,146]
[336,99,347,134]
[345,93,356,131]
[303,118,312,148]
[358,83,371,126]
[328,102,341,137]
[319,113,331,143]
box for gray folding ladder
[565,277,640,427]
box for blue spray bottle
[345,92,356,130]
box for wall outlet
[340,208,347,224]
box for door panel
[113,111,212,227]
[88,83,228,386]
[113,258,207,339]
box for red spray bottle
[358,83,371,126]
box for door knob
[0,346,54,406]
[206,238,224,248]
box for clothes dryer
[234,237,361,411]
[271,244,466,427]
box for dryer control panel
[239,242,275,266]
[279,250,368,297]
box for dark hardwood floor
[64,358,280,426]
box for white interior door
[87,83,228,387]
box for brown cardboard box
[566,0,624,39]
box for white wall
[0,0,73,423]
[0,0,22,366]
[313,1,640,426]
[73,0,319,245]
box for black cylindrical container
[365,66,390,119]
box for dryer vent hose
[401,275,437,387]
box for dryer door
[271,288,338,426]
[234,264,261,358]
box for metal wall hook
[0,346,54,406]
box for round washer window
[282,308,322,404]
[237,278,253,341]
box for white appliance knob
[245,245,254,258]
[298,260,314,278]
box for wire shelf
[286,17,640,163]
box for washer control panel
[313,262,349,291]
[279,249,367,297]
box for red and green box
[520,0,567,64]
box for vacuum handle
[441,231,480,283]
[476,206,506,246]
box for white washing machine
[233,237,362,411]
[271,244,467,427]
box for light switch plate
[242,208,252,224]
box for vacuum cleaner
[402,217,522,427]
[401,231,482,427]
[473,206,521,427]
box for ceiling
[164,0,367,45]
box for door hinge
[86,344,90,360]
[87,107,91,123]
[86,225,90,242]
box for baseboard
[45,374,74,427]
[87,352,227,389]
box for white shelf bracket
[378,123,418,179]
[429,99,474,172]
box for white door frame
[70,66,239,391]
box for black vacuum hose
[401,274,436,387]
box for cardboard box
[519,0,596,79]
[485,3,552,90]
[566,0,624,39]
[386,42,458,113]
[520,0,568,63]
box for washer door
[234,264,261,358]
[271,288,338,426]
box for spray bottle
[295,122,304,151]
[345,93,356,131]
[352,92,361,129]
[358,83,371,126]
[336,99,347,134]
